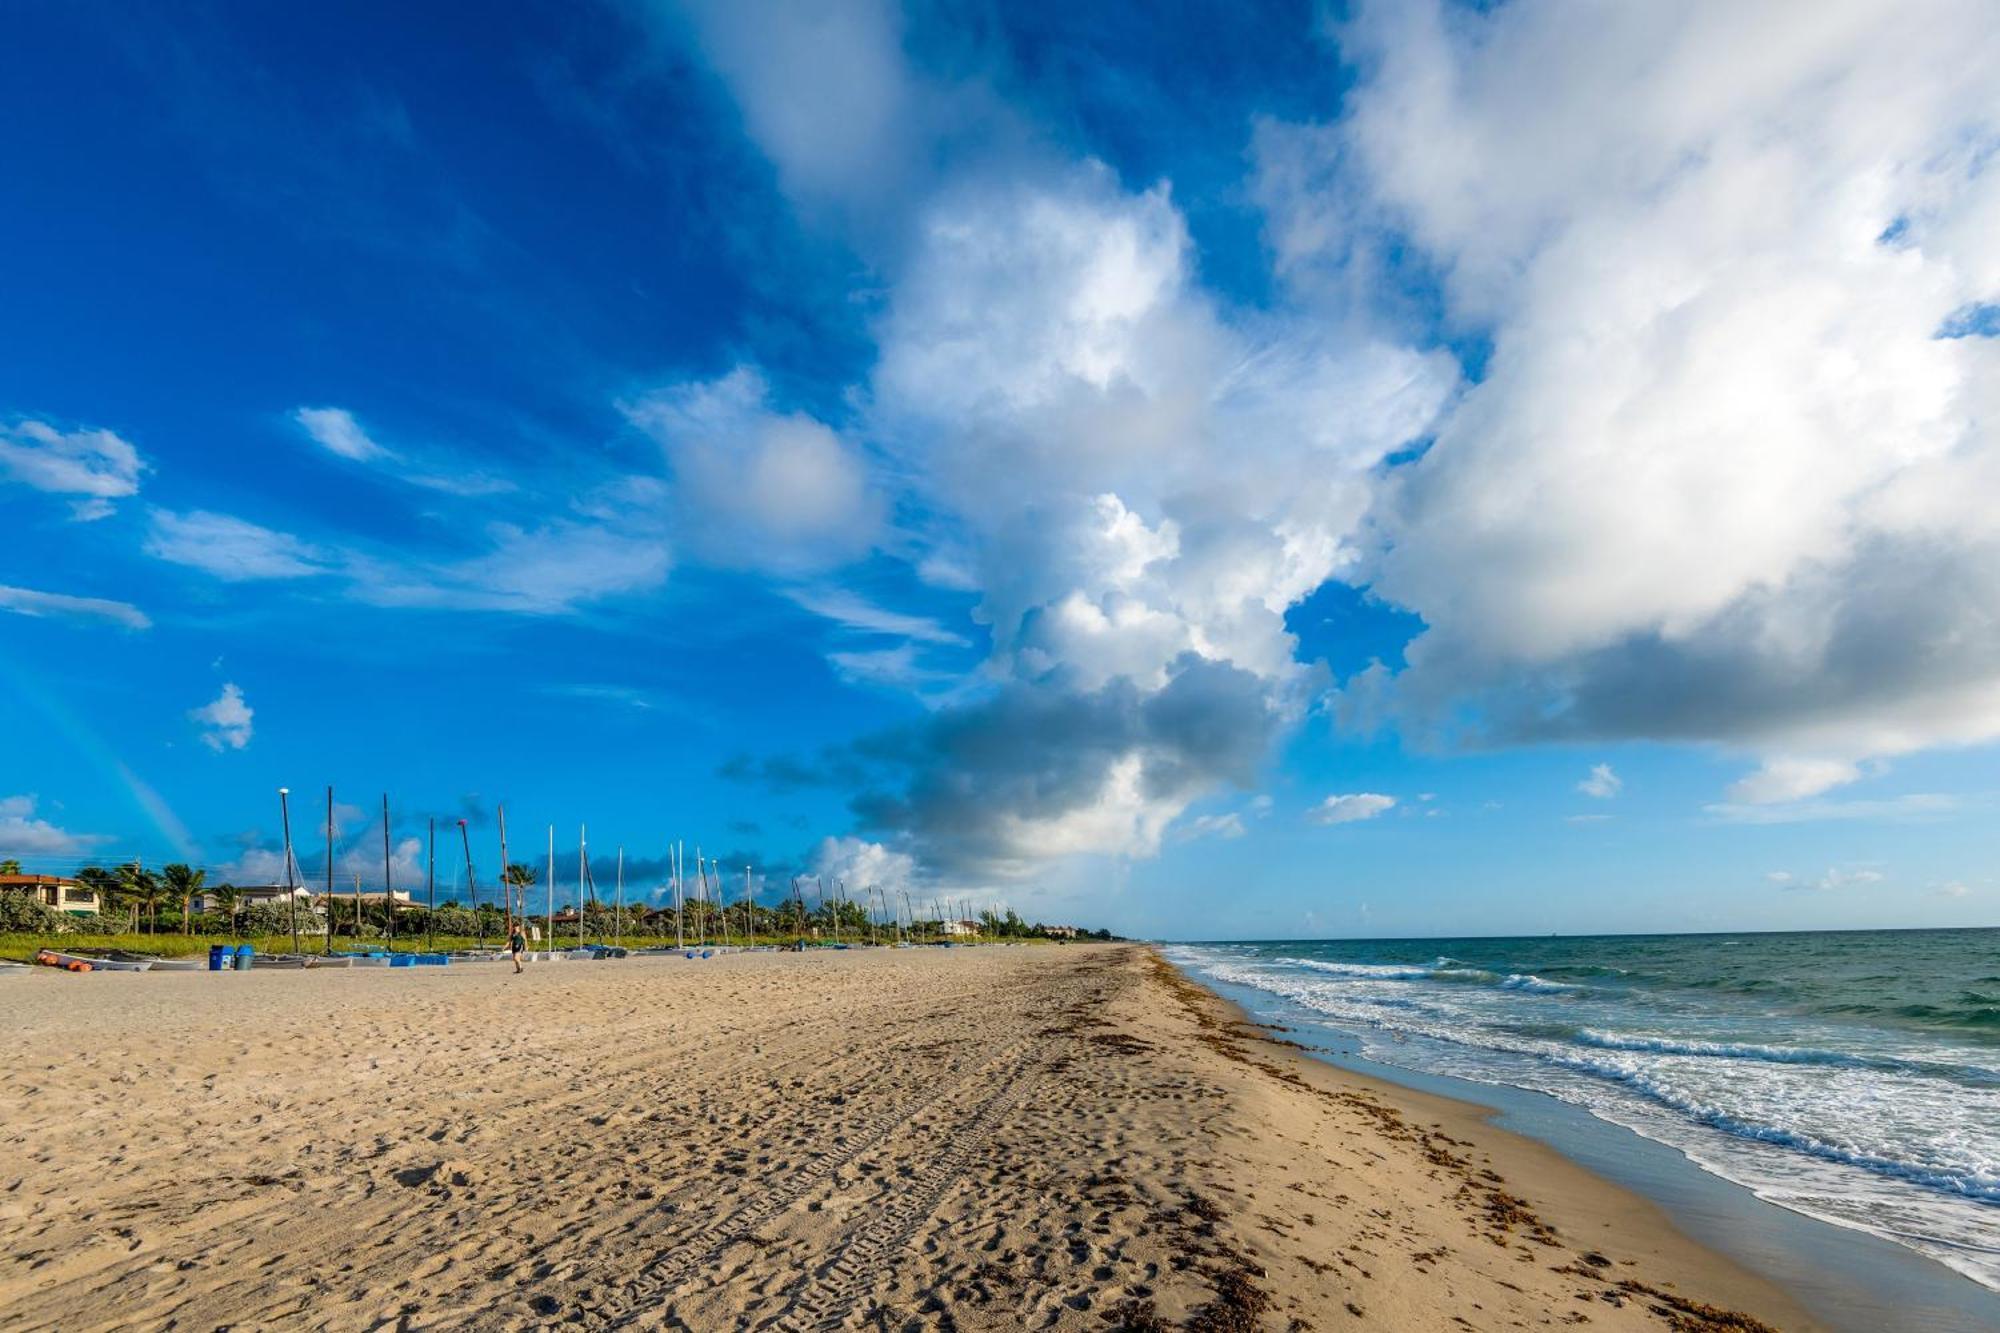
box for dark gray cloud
[847,655,1278,879]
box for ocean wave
[1499,973,1579,994]
[1553,1054,2000,1206]
[1280,957,1582,995]
[1282,959,1443,980]
[1575,1030,1873,1068]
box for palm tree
[212,883,241,933]
[162,863,205,935]
[74,865,119,924]
[118,862,163,934]
[502,863,537,922]
[0,858,21,874]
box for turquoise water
[1165,928,2000,1289]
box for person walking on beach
[508,924,526,974]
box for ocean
[1165,929,2000,1291]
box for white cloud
[1705,792,1958,825]
[0,584,150,631]
[289,406,516,496]
[1783,865,1887,893]
[0,419,145,518]
[190,683,254,751]
[1937,880,1970,899]
[1174,812,1247,842]
[825,643,957,695]
[1727,757,1862,805]
[219,834,426,893]
[350,516,670,615]
[145,509,331,581]
[810,835,918,898]
[1308,792,1397,825]
[0,795,106,857]
[785,587,968,645]
[1577,763,1622,799]
[292,406,393,462]
[1262,1,2000,786]
[1766,871,1795,886]
[624,367,882,574]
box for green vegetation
[1,861,1115,961]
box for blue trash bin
[208,944,232,971]
[234,944,255,971]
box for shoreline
[1170,950,2000,1333]
[0,943,1873,1329]
[1140,949,1817,1332]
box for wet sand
[0,944,1809,1329]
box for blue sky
[4,1,1997,938]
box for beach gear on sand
[35,949,93,972]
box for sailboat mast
[615,847,624,949]
[324,786,335,954]
[546,825,554,954]
[577,825,587,949]
[381,793,395,951]
[279,787,299,955]
[427,817,436,951]
[458,819,482,951]
[497,803,512,942]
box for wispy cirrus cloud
[145,509,333,581]
[290,405,516,495]
[785,587,969,646]
[0,418,146,520]
[0,583,151,631]
[1706,793,1961,825]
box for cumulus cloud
[0,584,150,631]
[668,5,1450,889]
[809,835,918,897]
[1727,757,1862,805]
[1257,0,2000,792]
[146,509,332,581]
[1577,763,1622,799]
[624,367,882,574]
[0,419,145,519]
[293,406,392,462]
[1308,792,1397,825]
[0,794,106,857]
[851,657,1279,879]
[672,1,2000,887]
[190,682,254,751]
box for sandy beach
[0,945,1809,1330]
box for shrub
[0,893,77,936]
[237,901,326,938]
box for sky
[3,0,1998,939]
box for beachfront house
[938,919,980,938]
[1039,925,1080,939]
[0,874,101,917]
[188,883,315,914]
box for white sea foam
[1165,943,2000,1290]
